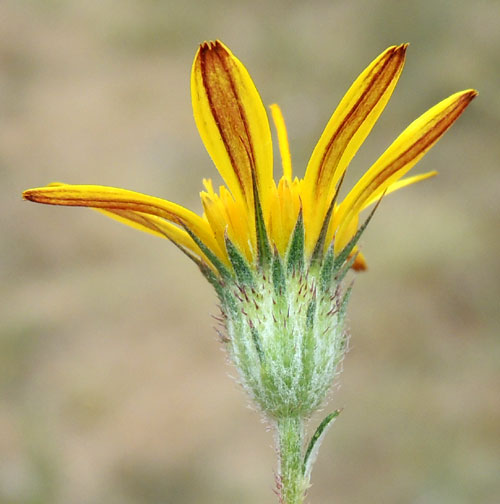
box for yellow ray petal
[335,89,477,252]
[200,182,254,262]
[303,45,407,212]
[23,184,224,260]
[270,104,292,181]
[219,185,254,260]
[191,40,274,214]
[268,176,301,256]
[97,207,170,239]
[329,211,359,255]
[200,189,229,258]
[361,170,437,209]
[95,208,211,263]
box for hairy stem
[276,416,308,504]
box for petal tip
[393,43,408,61]
[199,40,217,51]
[464,89,479,100]
[22,189,34,201]
[454,89,478,111]
[384,43,408,59]
[198,39,230,56]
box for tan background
[2,1,499,503]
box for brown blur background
[2,1,499,503]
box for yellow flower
[22,43,477,503]
[23,41,476,275]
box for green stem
[276,416,307,504]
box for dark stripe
[199,42,257,200]
[216,42,258,182]
[28,195,188,225]
[315,46,405,188]
[356,92,475,206]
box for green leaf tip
[333,194,383,273]
[311,171,346,265]
[251,170,272,270]
[303,409,342,477]
[225,233,255,286]
[286,208,305,273]
[182,224,233,282]
[319,244,335,292]
[272,247,286,294]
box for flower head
[23,42,476,414]
[23,41,476,503]
[23,41,476,279]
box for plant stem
[276,416,307,504]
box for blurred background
[1,1,499,503]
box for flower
[23,41,476,504]
[23,41,476,278]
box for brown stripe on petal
[356,90,477,207]
[316,45,407,189]
[199,41,256,200]
[24,189,184,225]
[217,43,257,171]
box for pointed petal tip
[378,44,407,70]
[24,182,69,202]
[448,89,478,105]
[393,43,408,61]
[384,43,408,59]
[451,89,478,112]
[22,189,34,201]
[463,88,479,100]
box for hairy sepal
[225,233,255,286]
[286,209,305,274]
[220,265,348,419]
[333,198,381,273]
